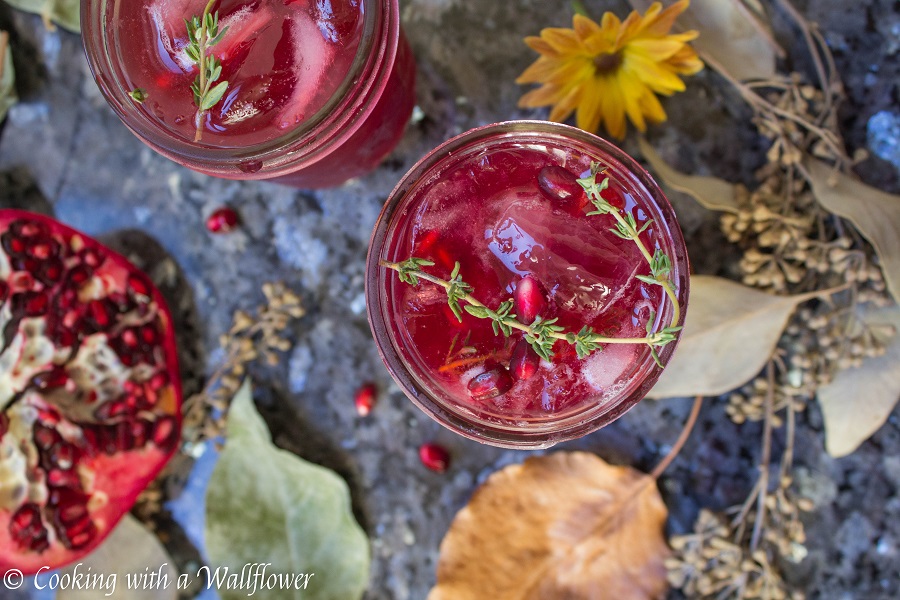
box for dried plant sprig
[181,282,305,448]
[187,0,230,142]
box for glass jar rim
[365,120,690,449]
[81,0,399,179]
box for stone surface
[0,1,898,599]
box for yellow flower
[517,1,703,140]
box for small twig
[0,31,8,80]
[650,395,703,480]
[733,0,785,59]
[750,360,776,552]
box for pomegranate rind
[0,210,183,574]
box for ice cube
[485,192,642,322]
[581,344,638,393]
[277,10,333,126]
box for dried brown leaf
[629,0,778,81]
[428,452,670,600]
[648,276,817,399]
[806,158,900,303]
[638,138,740,213]
[819,306,900,457]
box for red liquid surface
[384,143,670,421]
[110,0,364,147]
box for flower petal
[519,84,564,108]
[573,14,602,42]
[548,85,582,123]
[628,38,684,62]
[626,51,687,94]
[524,36,561,58]
[600,76,628,139]
[575,82,604,135]
[541,27,583,54]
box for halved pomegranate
[0,211,182,574]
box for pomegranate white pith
[0,211,182,574]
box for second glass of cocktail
[81,0,415,188]
[367,121,689,448]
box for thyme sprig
[381,260,680,364]
[578,163,682,327]
[187,0,229,142]
[381,166,683,367]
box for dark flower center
[593,51,623,75]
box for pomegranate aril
[537,165,585,212]
[13,220,47,238]
[34,425,61,450]
[80,247,104,268]
[13,290,50,317]
[49,443,77,470]
[86,299,115,330]
[26,238,60,260]
[140,324,159,346]
[152,416,179,450]
[419,443,451,473]
[513,275,547,325]
[510,339,540,380]
[467,367,514,401]
[148,372,168,390]
[206,207,240,233]
[48,469,82,488]
[354,383,377,416]
[56,503,87,526]
[67,264,93,286]
[0,281,8,303]
[127,273,151,300]
[32,367,69,390]
[37,257,64,284]
[2,231,26,256]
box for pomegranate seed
[510,339,540,380]
[127,273,151,300]
[27,239,60,259]
[467,367,514,401]
[47,469,81,488]
[56,503,87,526]
[0,281,8,303]
[67,264,92,286]
[148,372,168,390]
[121,328,139,348]
[140,324,159,345]
[49,443,76,470]
[32,367,69,390]
[14,220,45,238]
[33,425,61,450]
[206,207,240,233]
[2,231,26,256]
[513,276,547,325]
[354,383,377,416]
[537,165,585,212]
[419,443,451,473]
[9,271,34,291]
[38,258,64,284]
[14,290,49,316]
[86,299,114,330]
[152,416,178,450]
[80,248,104,268]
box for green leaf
[464,305,490,319]
[5,0,81,32]
[201,80,229,111]
[0,34,17,122]
[206,382,370,600]
[58,515,177,600]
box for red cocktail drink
[367,122,689,448]
[82,0,415,187]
